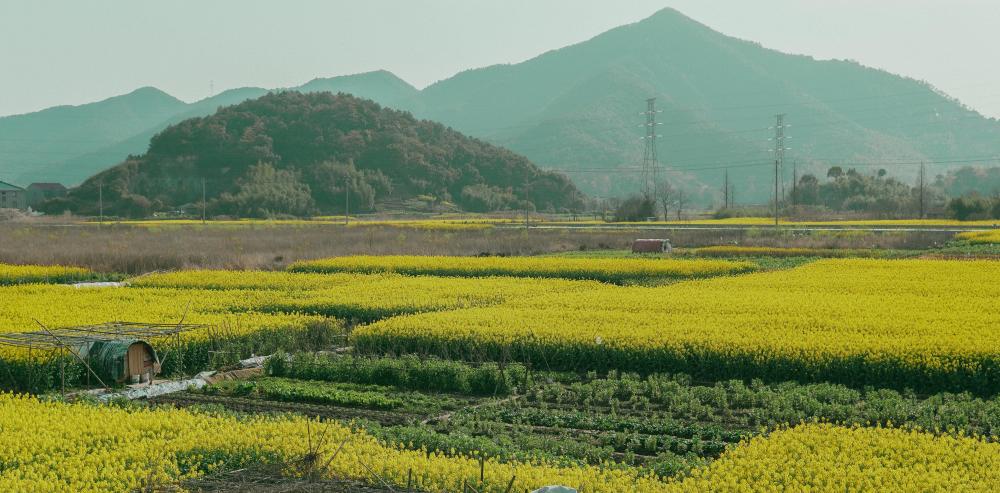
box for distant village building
[0,181,27,210]
[26,182,67,207]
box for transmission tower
[769,114,790,227]
[640,98,662,201]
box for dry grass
[0,222,952,274]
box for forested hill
[47,92,583,217]
[404,7,1000,203]
[3,70,418,186]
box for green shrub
[264,351,288,377]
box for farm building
[26,182,67,207]
[83,339,161,384]
[0,180,26,210]
[631,238,672,253]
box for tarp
[86,339,157,383]
[72,282,123,289]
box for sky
[2,0,999,118]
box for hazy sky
[2,0,999,118]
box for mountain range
[4,8,1000,204]
[0,70,418,187]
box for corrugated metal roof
[0,181,24,191]
[27,182,66,191]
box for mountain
[401,8,1000,203]
[48,92,582,217]
[4,71,418,186]
[0,87,187,185]
[8,8,1000,205]
[26,87,272,185]
[297,70,418,107]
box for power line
[545,154,1000,175]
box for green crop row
[205,378,402,409]
[266,353,530,396]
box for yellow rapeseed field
[0,269,599,364]
[109,218,500,230]
[692,245,884,257]
[288,255,754,284]
[545,217,1000,227]
[0,263,95,285]
[0,393,669,493]
[3,394,999,492]
[0,284,323,354]
[956,229,1000,244]
[669,423,1000,492]
[357,259,1000,392]
[131,270,601,320]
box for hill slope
[401,8,1000,202]
[6,71,418,186]
[49,92,582,217]
[0,87,187,185]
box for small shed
[632,238,672,253]
[86,339,161,383]
[0,180,26,210]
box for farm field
[1,241,999,491]
[358,258,1000,394]
[8,3,1000,490]
[288,255,754,284]
[958,229,1000,245]
[540,217,1000,228]
[0,220,958,273]
[74,215,1000,229]
[0,262,108,285]
[110,217,509,231]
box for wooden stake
[34,320,110,391]
[504,475,516,493]
[60,348,65,397]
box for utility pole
[523,176,530,229]
[640,98,662,204]
[723,169,730,209]
[770,114,788,228]
[98,182,103,226]
[344,185,350,226]
[676,189,684,220]
[201,178,207,224]
[791,160,798,208]
[918,161,926,219]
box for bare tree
[656,181,675,220]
